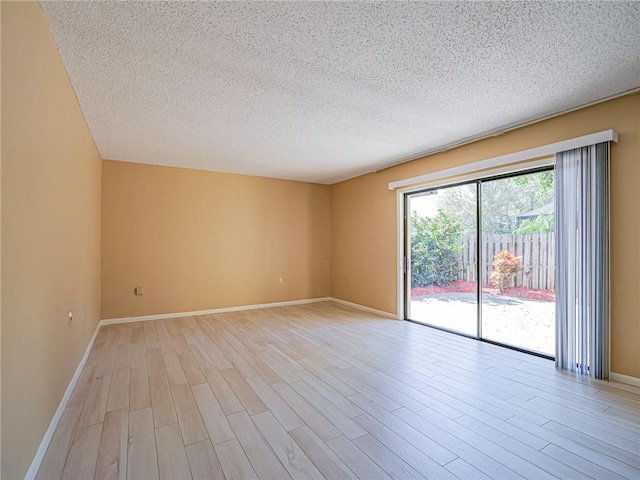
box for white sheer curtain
[555,142,610,379]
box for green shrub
[411,209,464,287]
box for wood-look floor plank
[156,423,192,479]
[106,366,130,412]
[525,395,640,444]
[164,319,180,336]
[155,320,176,355]
[171,383,209,445]
[95,347,117,377]
[296,369,365,418]
[60,422,102,480]
[507,415,640,478]
[541,443,627,479]
[149,374,178,428]
[327,366,401,411]
[192,325,213,346]
[343,366,427,411]
[127,407,159,480]
[246,376,305,431]
[544,420,640,472]
[202,341,233,370]
[116,325,132,346]
[191,383,235,444]
[147,348,166,377]
[252,411,324,480]
[298,358,357,396]
[219,339,258,378]
[353,433,427,479]
[181,327,198,346]
[395,385,464,420]
[170,332,191,355]
[290,380,366,439]
[256,350,301,383]
[353,413,459,479]
[350,394,457,466]
[289,425,358,480]
[456,414,590,479]
[144,321,160,349]
[78,374,111,427]
[163,351,188,386]
[178,351,207,386]
[227,411,292,479]
[411,407,556,479]
[272,381,341,441]
[36,406,83,480]
[131,343,147,368]
[326,435,392,480]
[131,324,144,345]
[203,366,244,415]
[221,367,268,415]
[445,457,493,480]
[66,364,96,408]
[95,408,128,480]
[129,365,151,411]
[463,408,549,451]
[114,343,132,369]
[390,407,514,479]
[246,352,285,384]
[186,440,225,480]
[214,439,259,480]
[190,343,216,372]
[423,383,515,421]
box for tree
[438,170,555,234]
[515,214,554,234]
[411,209,464,287]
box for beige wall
[0,1,3,469]
[102,160,331,319]
[1,3,102,478]
[331,93,640,378]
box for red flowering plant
[490,250,523,294]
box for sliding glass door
[406,183,478,336]
[406,168,556,356]
[479,172,555,355]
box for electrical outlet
[68,311,73,326]
[278,277,284,285]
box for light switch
[134,286,143,296]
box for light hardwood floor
[36,302,640,479]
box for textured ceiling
[40,1,640,184]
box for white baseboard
[100,297,332,325]
[329,297,398,319]
[610,372,640,388]
[24,322,102,480]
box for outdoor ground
[410,281,555,356]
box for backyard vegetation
[410,209,463,287]
[410,171,554,296]
[409,170,556,354]
[490,250,524,294]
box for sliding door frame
[401,164,556,359]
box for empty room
[2,1,640,479]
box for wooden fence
[457,232,555,290]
